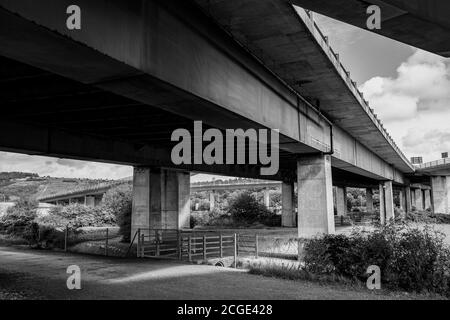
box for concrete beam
[0,0,409,184]
[297,155,334,237]
[289,0,450,57]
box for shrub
[101,184,132,242]
[36,203,116,229]
[226,192,275,225]
[0,200,38,235]
[190,208,228,228]
[302,223,450,297]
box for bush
[36,203,116,229]
[101,184,132,242]
[227,192,275,225]
[0,200,38,235]
[302,223,450,297]
[190,208,228,228]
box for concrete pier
[281,182,296,227]
[209,192,215,211]
[335,187,346,216]
[366,188,374,212]
[379,181,394,224]
[414,188,424,210]
[131,167,190,237]
[297,155,334,237]
[405,186,412,213]
[431,176,449,214]
[263,189,270,208]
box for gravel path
[0,246,443,300]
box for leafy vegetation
[302,223,450,297]
[101,183,132,242]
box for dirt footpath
[0,246,441,300]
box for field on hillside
[0,175,116,201]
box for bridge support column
[209,192,215,211]
[398,189,404,211]
[379,181,394,224]
[424,189,432,210]
[414,188,423,210]
[297,155,334,237]
[84,195,95,207]
[431,176,450,214]
[281,182,295,227]
[131,167,190,238]
[335,187,346,216]
[366,188,374,212]
[405,186,412,213]
[263,189,270,208]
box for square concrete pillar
[431,176,449,214]
[297,155,334,237]
[131,167,190,238]
[424,189,432,210]
[384,181,395,222]
[335,186,346,216]
[281,182,295,227]
[379,183,386,224]
[84,195,95,207]
[414,188,423,211]
[405,186,412,213]
[263,189,270,208]
[398,189,404,210]
[209,191,215,211]
[366,188,374,212]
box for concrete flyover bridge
[414,158,450,214]
[0,0,442,239]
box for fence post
[203,235,207,261]
[105,228,109,256]
[297,238,305,261]
[141,234,145,257]
[255,234,259,258]
[219,233,223,258]
[137,228,141,258]
[177,230,182,260]
[233,233,237,268]
[156,230,160,256]
[188,235,192,262]
[64,226,68,252]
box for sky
[313,13,450,163]
[0,11,449,180]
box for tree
[101,183,132,242]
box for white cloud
[359,49,450,162]
[0,152,132,180]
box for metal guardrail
[295,8,413,170]
[416,158,450,169]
